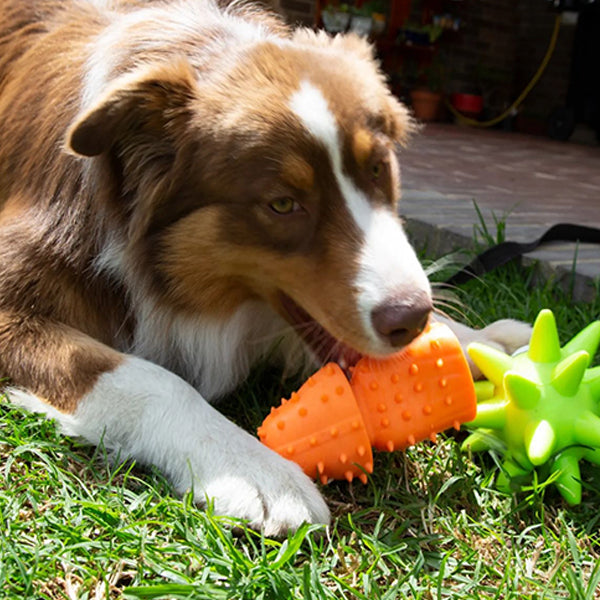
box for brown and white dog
[0,0,529,535]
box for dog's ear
[67,60,197,157]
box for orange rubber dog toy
[257,322,477,484]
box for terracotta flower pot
[410,89,443,122]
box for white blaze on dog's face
[287,78,432,358]
[68,32,432,365]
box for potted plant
[349,3,373,37]
[450,91,483,119]
[321,3,351,33]
[401,22,444,47]
[409,57,444,122]
[450,65,507,121]
[370,0,387,37]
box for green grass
[2,261,600,599]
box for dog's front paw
[461,319,532,378]
[435,315,532,379]
[476,319,533,355]
[196,434,330,537]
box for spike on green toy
[528,309,562,363]
[462,309,600,505]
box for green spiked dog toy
[462,309,600,505]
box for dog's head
[68,30,432,365]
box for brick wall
[443,0,518,111]
[515,1,575,121]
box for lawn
[1,257,600,599]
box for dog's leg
[1,313,329,536]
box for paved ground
[399,123,600,301]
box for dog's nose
[371,297,433,348]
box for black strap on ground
[446,223,600,286]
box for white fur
[131,299,307,400]
[7,357,329,536]
[355,208,432,351]
[92,229,127,280]
[289,80,372,234]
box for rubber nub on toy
[257,363,374,484]
[259,322,477,484]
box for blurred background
[269,0,600,145]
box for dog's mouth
[278,292,363,369]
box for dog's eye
[371,161,383,179]
[269,197,299,215]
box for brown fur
[0,311,122,413]
[281,155,314,193]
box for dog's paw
[462,319,532,378]
[196,435,330,537]
[475,319,533,355]
[434,315,532,379]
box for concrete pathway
[399,124,600,301]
